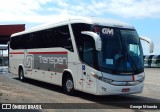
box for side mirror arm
[140,36,154,53]
[81,31,102,51]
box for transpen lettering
[39,55,67,68]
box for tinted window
[71,23,92,60]
[71,23,95,66]
[83,36,94,66]
[55,26,73,51]
[10,25,73,52]
[10,35,25,49]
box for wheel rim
[66,79,73,92]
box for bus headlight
[93,74,113,84]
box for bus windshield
[95,26,144,75]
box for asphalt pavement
[0,68,160,112]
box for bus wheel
[19,68,25,81]
[63,76,75,95]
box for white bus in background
[9,17,154,95]
[144,55,154,68]
[151,55,160,68]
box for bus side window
[25,34,31,49]
[56,25,74,52]
[71,23,92,61]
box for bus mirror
[140,36,154,53]
[81,31,102,51]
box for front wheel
[63,77,75,95]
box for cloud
[104,0,160,18]
[0,0,160,24]
[0,0,51,22]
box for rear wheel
[19,68,25,81]
[63,76,75,95]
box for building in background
[0,24,25,66]
[0,24,25,45]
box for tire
[19,68,25,81]
[63,77,75,95]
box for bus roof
[11,16,135,37]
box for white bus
[144,55,154,68]
[151,55,160,68]
[9,17,154,95]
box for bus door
[81,36,96,93]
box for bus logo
[38,55,67,68]
[24,55,34,71]
[102,28,114,36]
[34,53,68,73]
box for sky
[0,0,160,55]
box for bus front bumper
[96,80,144,95]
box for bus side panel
[68,23,83,91]
[22,48,70,86]
[9,49,24,75]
